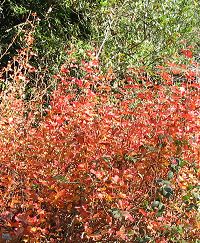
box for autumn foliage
[0,44,199,242]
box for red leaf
[54,189,66,200]
[75,79,83,87]
[116,226,127,240]
[138,209,147,217]
[181,49,193,58]
[61,65,70,74]
[122,211,135,222]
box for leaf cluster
[0,44,199,241]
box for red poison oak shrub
[0,50,199,242]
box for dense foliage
[0,1,199,242]
[0,34,199,241]
[1,0,200,75]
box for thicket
[0,1,199,242]
[1,0,200,75]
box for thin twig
[0,33,19,61]
[96,19,114,59]
[0,12,32,61]
[96,0,129,59]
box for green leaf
[152,200,160,209]
[158,202,165,211]
[109,208,123,220]
[167,171,174,180]
[152,200,165,211]
[178,159,187,167]
[100,0,108,7]
[162,186,173,198]
[182,195,190,201]
[136,236,151,243]
[170,163,180,172]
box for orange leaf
[139,208,147,217]
[54,189,66,200]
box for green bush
[1,0,199,80]
[91,0,200,75]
